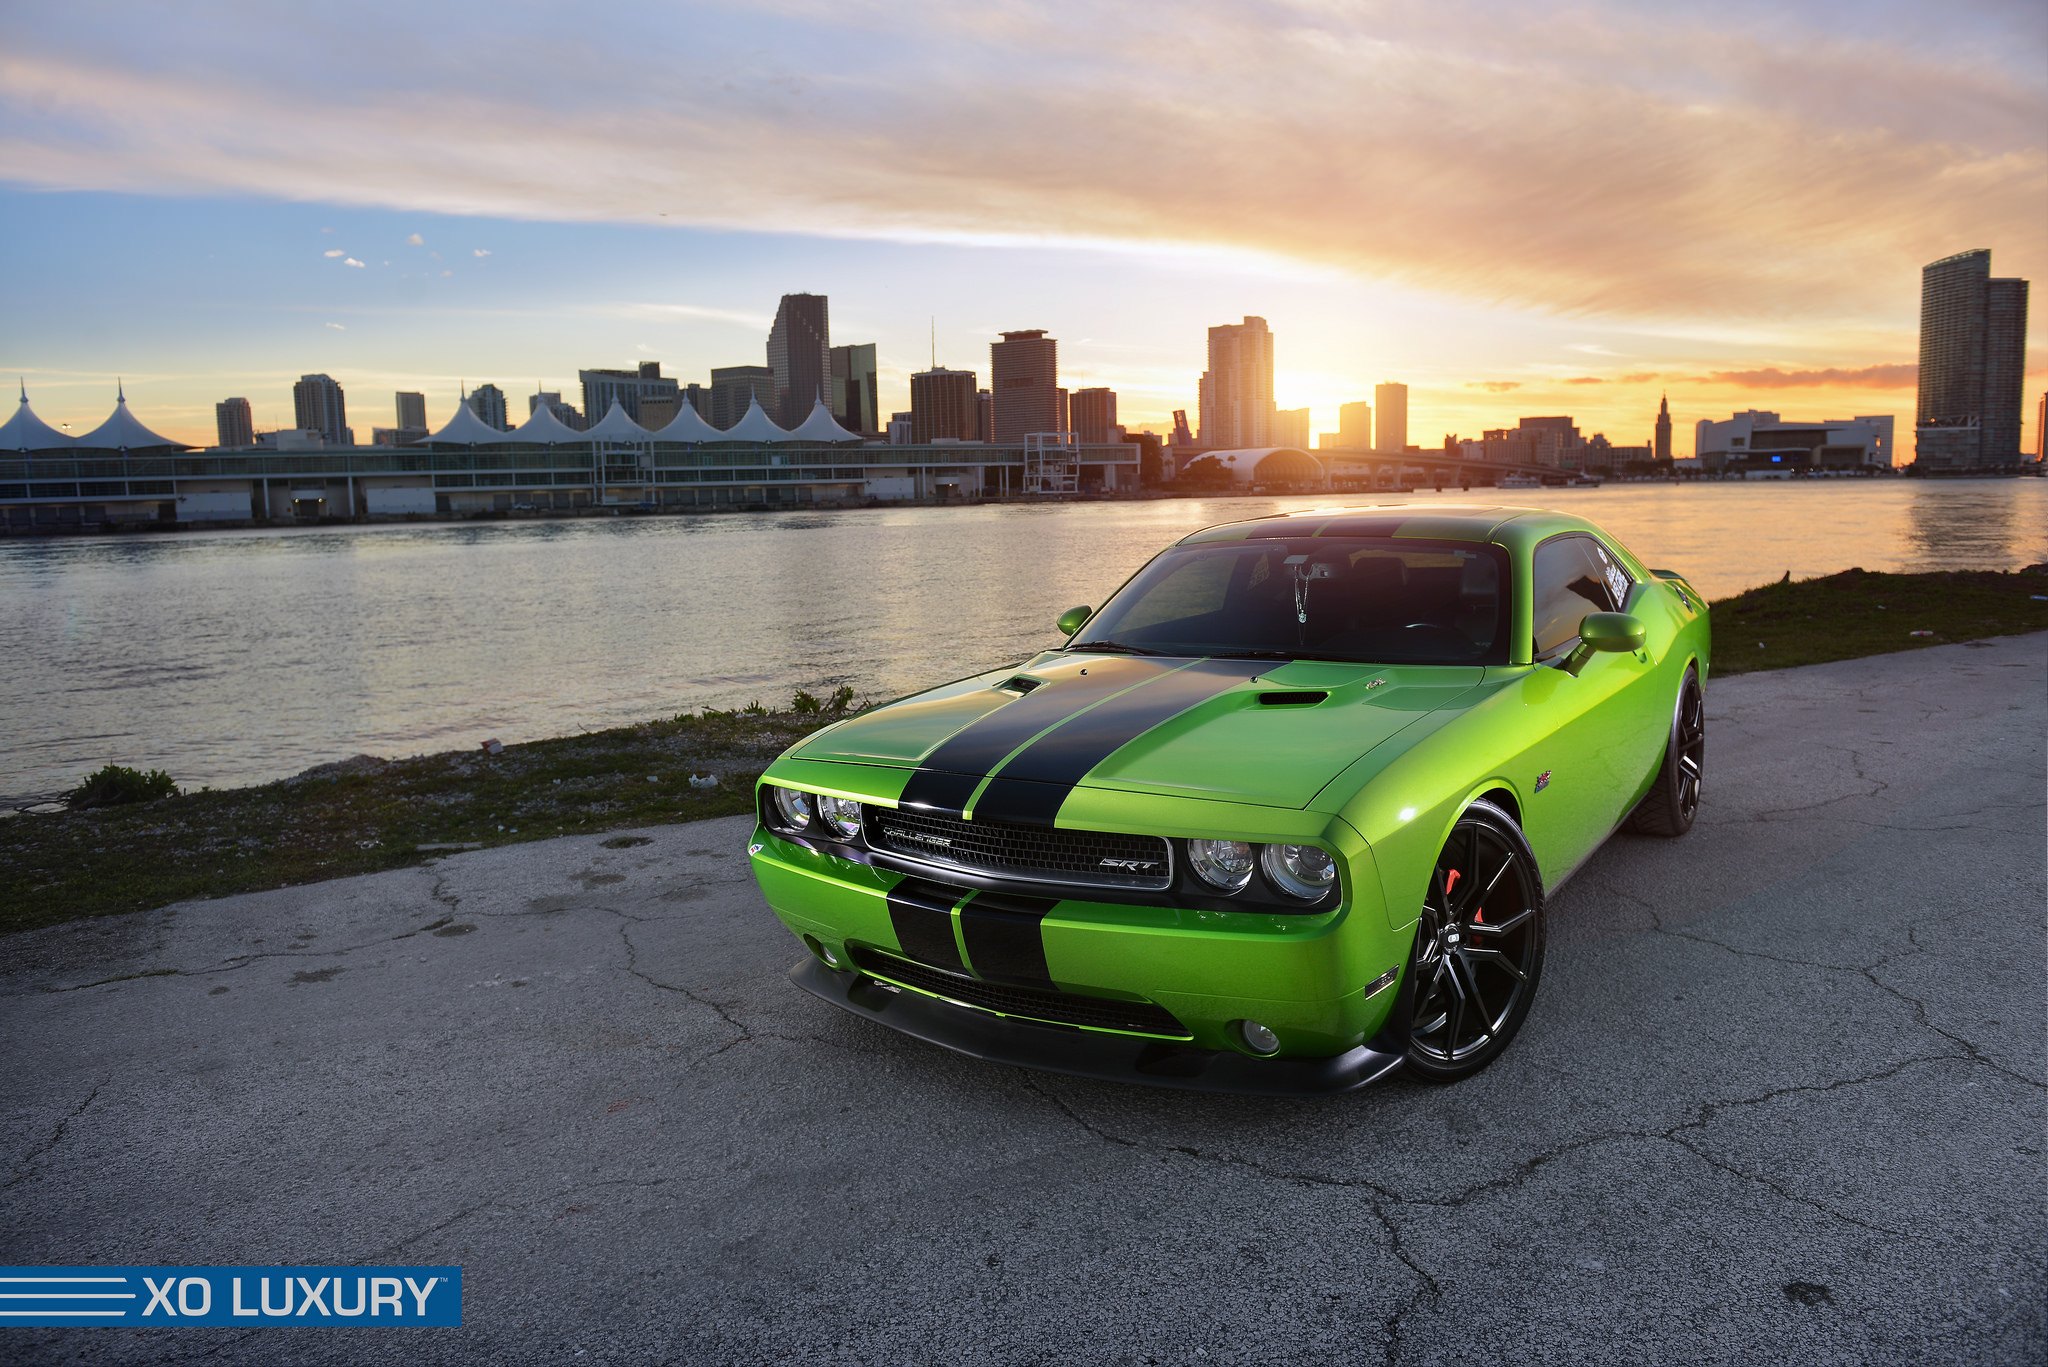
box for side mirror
[1562,612,1645,676]
[1057,605,1093,636]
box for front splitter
[788,957,1406,1096]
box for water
[3,480,2043,802]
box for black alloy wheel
[1402,799,1547,1083]
[1631,666,1705,837]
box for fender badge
[1535,770,1552,792]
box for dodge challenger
[747,506,1709,1092]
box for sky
[2,0,2044,457]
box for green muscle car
[747,506,1709,1092]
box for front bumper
[752,824,1413,1072]
[790,956,1407,1096]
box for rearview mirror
[1562,612,1645,675]
[1057,605,1093,636]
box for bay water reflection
[2,479,2042,801]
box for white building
[1694,411,1895,472]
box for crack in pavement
[31,912,464,995]
[4,1076,106,1191]
[1015,1043,1994,1364]
[1602,873,2047,1093]
[372,1175,672,1261]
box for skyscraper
[976,390,994,443]
[1273,407,1311,450]
[991,330,1059,443]
[215,397,253,448]
[1338,401,1373,449]
[579,362,678,426]
[1917,248,2030,468]
[910,367,978,442]
[1199,317,1274,448]
[709,365,775,429]
[466,384,508,430]
[395,391,427,430]
[830,343,879,435]
[292,374,349,445]
[1069,388,1120,443]
[1654,394,1673,462]
[1374,383,1409,452]
[768,293,831,427]
[529,390,584,430]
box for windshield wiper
[1067,640,1164,655]
[1205,648,1301,661]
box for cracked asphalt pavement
[4,634,2043,1366]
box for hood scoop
[998,675,1044,695]
[1257,690,1329,707]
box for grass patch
[1,704,847,937]
[1710,567,2048,676]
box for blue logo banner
[0,1266,462,1327]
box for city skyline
[1,1,2043,453]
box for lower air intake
[850,947,1189,1038]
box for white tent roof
[500,401,585,445]
[787,396,862,443]
[654,399,723,444]
[582,402,654,443]
[425,399,508,445]
[723,394,797,443]
[77,389,186,450]
[0,386,75,451]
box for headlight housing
[768,785,813,833]
[815,794,862,840]
[1262,843,1337,899]
[1187,838,1256,893]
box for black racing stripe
[957,889,1060,988]
[886,877,965,972]
[896,657,1173,816]
[972,660,1266,825]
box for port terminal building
[1,390,1137,531]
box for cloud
[0,4,2040,325]
[406,232,423,245]
[1617,372,1658,384]
[1563,376,1605,385]
[324,321,346,330]
[1469,381,1522,393]
[1697,363,1918,389]
[472,248,491,258]
[343,257,365,268]
[322,248,345,258]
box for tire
[1630,666,1705,837]
[1400,798,1547,1083]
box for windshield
[1071,537,1509,666]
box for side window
[1531,536,1629,658]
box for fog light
[1236,1019,1280,1056]
[802,935,844,970]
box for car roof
[1178,504,1587,547]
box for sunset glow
[2,0,2042,454]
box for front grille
[865,805,1172,890]
[850,947,1189,1037]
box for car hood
[794,650,1484,810]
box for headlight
[768,785,813,832]
[1187,838,1256,893]
[1262,843,1337,899]
[815,794,862,840]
